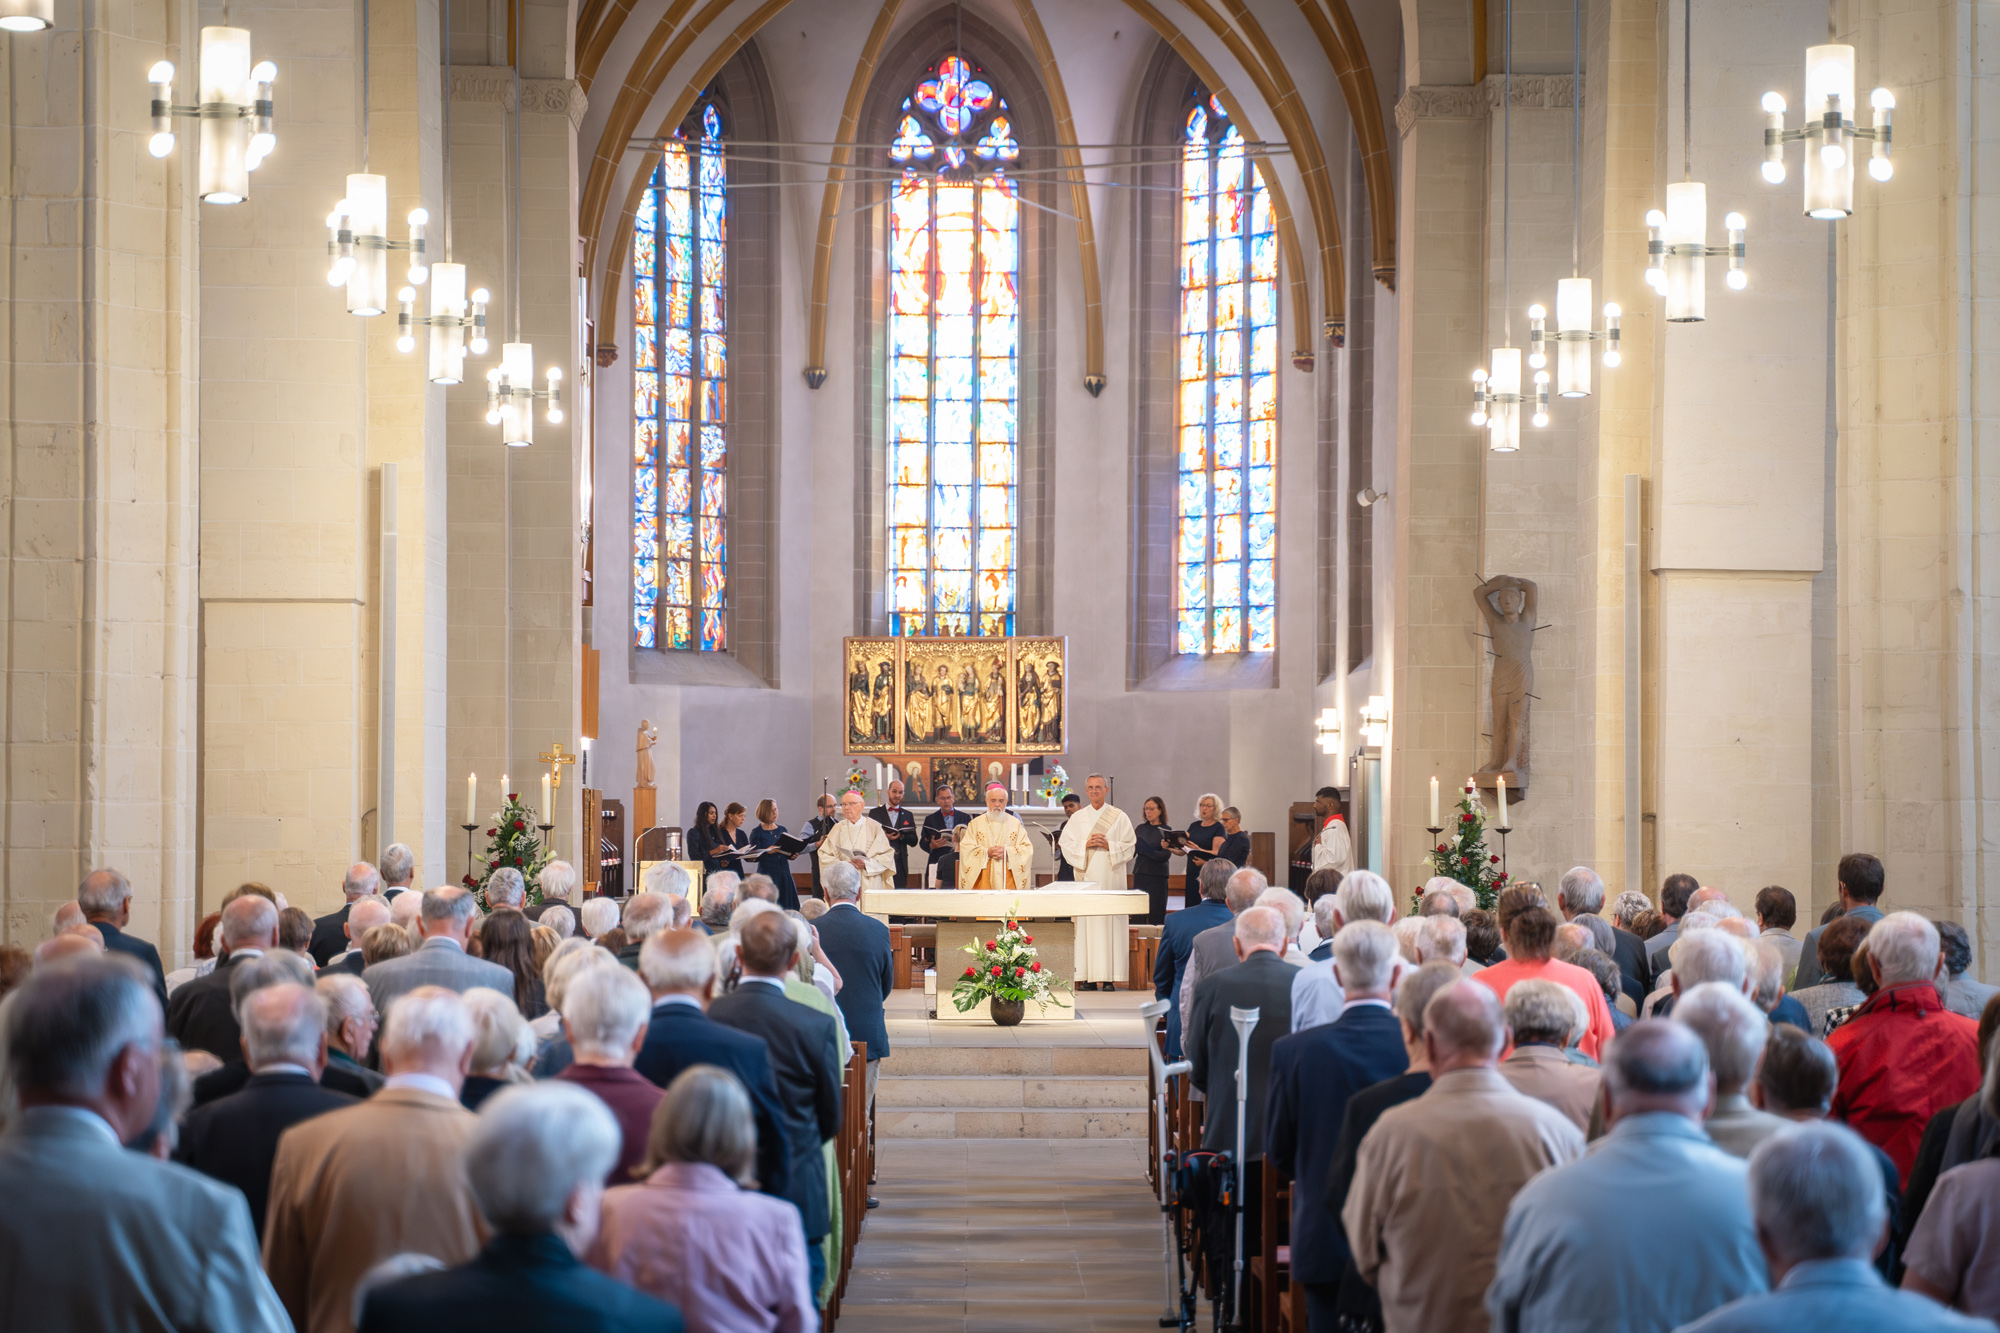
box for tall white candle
[500,773,509,800]
[1429,776,1440,828]
[1496,774,1509,829]
[466,773,477,825]
[542,773,552,826]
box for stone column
[0,0,200,955]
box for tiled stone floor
[836,1137,1176,1333]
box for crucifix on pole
[540,742,577,789]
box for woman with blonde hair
[590,1066,814,1332]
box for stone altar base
[876,990,1151,1140]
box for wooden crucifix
[540,742,578,791]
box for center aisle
[836,1137,1169,1332]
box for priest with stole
[818,789,897,898]
[959,784,1035,892]
[1060,774,1136,987]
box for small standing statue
[635,718,659,788]
[1474,575,1537,785]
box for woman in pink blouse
[589,1066,814,1333]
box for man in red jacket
[1829,911,1981,1183]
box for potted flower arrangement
[951,912,1072,1026]
[843,764,874,802]
[467,790,552,910]
[1035,763,1070,808]
[1424,781,1509,911]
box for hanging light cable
[1642,0,1747,321]
[1471,0,1547,451]
[1527,0,1620,398]
[326,0,428,316]
[485,0,562,445]
[397,0,489,380]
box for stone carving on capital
[1474,574,1539,788]
[1395,74,1578,136]
[449,68,589,128]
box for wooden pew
[824,1041,871,1331]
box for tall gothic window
[634,101,728,652]
[1177,97,1277,656]
[885,55,1022,637]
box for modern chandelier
[1642,0,1747,321]
[395,0,489,383]
[1759,46,1893,218]
[484,0,561,445]
[0,0,52,32]
[1527,0,1620,399]
[1471,0,1548,452]
[146,27,277,204]
[325,0,428,317]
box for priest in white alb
[818,788,896,899]
[958,783,1035,892]
[1059,774,1136,987]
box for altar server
[959,784,1035,892]
[817,790,897,899]
[1309,785,1355,877]
[1060,775,1137,987]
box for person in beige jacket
[1341,979,1585,1333]
[264,984,488,1333]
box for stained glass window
[886,56,1021,637]
[634,101,727,651]
[1178,96,1277,656]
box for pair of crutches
[1145,999,1259,1333]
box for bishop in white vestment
[1059,775,1136,985]
[818,789,896,898]
[958,784,1035,892]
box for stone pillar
[1836,0,2000,959]
[446,0,583,869]
[0,0,200,955]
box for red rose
[990,965,1002,976]
[513,820,526,830]
[1461,813,1474,822]
[1030,961,1041,973]
[1007,921,1017,930]
[985,939,997,950]
[1490,854,1500,863]
[488,828,498,836]
[1025,935,1034,944]
[509,793,518,802]
[462,874,475,885]
[965,966,976,977]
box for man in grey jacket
[0,953,289,1330]
[363,887,515,1019]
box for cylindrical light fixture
[0,0,53,33]
[197,28,253,203]
[1663,181,1707,322]
[1761,46,1891,218]
[426,262,468,383]
[1555,278,1592,397]
[344,173,388,315]
[491,342,536,447]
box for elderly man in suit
[168,893,281,1061]
[1154,857,1236,1060]
[1489,1020,1765,1332]
[378,841,417,900]
[633,927,792,1203]
[1265,920,1408,1332]
[358,1084,682,1333]
[1677,1124,1989,1333]
[363,886,515,1018]
[813,858,894,1197]
[526,859,582,922]
[321,895,392,978]
[1496,980,1601,1131]
[0,953,290,1329]
[708,911,844,1304]
[1342,981,1584,1333]
[265,985,488,1333]
[190,952,377,1106]
[1187,905,1297,1257]
[77,867,168,1006]
[1558,864,1651,995]
[177,981,358,1234]
[311,862,383,966]
[1179,866,1269,1039]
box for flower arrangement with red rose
[466,789,552,910]
[1421,781,1508,911]
[949,907,1072,1015]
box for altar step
[876,1046,1149,1140]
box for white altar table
[860,886,1148,1022]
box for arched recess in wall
[849,9,1057,640]
[615,40,783,688]
[1127,41,1283,691]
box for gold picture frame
[841,636,1066,758]
[844,638,901,754]
[1010,637,1065,753]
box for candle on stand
[500,773,509,799]
[466,773,477,825]
[1429,775,1440,827]
[542,773,553,829]
[1496,774,1509,829]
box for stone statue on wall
[635,718,659,788]
[1475,575,1537,783]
